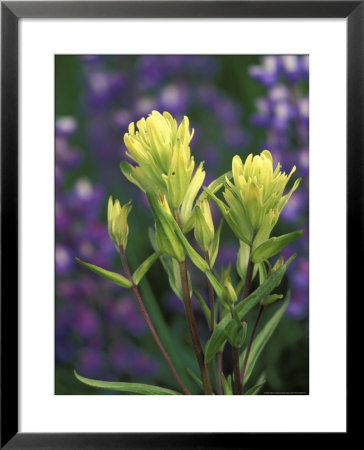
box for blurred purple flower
[112,296,147,336]
[76,348,106,377]
[131,353,157,379]
[164,292,184,314]
[56,244,73,276]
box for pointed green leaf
[172,225,209,272]
[160,256,184,300]
[235,255,295,319]
[198,171,232,203]
[234,321,248,349]
[258,261,268,285]
[224,319,239,346]
[236,240,250,280]
[221,373,233,395]
[236,279,245,296]
[204,270,224,299]
[186,368,203,391]
[149,228,183,300]
[245,380,266,395]
[76,258,132,289]
[193,290,212,327]
[251,230,303,263]
[204,317,229,364]
[204,256,294,363]
[74,370,181,395]
[240,293,290,383]
[203,186,253,245]
[208,220,223,268]
[132,251,162,285]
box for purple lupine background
[56,55,309,394]
[249,55,309,318]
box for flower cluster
[74,110,303,396]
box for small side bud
[107,196,132,250]
[272,256,284,272]
[261,294,284,306]
[194,199,214,251]
[220,265,237,308]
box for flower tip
[261,149,273,162]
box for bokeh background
[55,55,309,394]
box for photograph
[55,54,309,396]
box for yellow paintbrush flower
[207,150,300,245]
[107,196,132,250]
[121,111,196,210]
[230,150,300,241]
[230,150,300,230]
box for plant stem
[240,305,264,394]
[204,251,215,335]
[119,245,191,395]
[179,259,213,395]
[242,260,254,301]
[232,347,242,395]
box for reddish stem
[119,246,190,395]
[179,260,212,395]
[204,251,215,334]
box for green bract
[146,189,185,263]
[194,199,215,252]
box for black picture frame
[1,1,356,447]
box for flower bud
[272,256,284,272]
[224,279,237,306]
[261,294,283,306]
[107,196,132,250]
[225,317,247,348]
[194,199,215,251]
[220,265,237,308]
